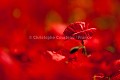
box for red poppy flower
[63,22,96,40]
[111,72,120,80]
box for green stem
[93,75,96,80]
[81,40,87,55]
[108,77,111,80]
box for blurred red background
[0,0,120,80]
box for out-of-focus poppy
[111,72,120,80]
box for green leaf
[70,46,83,54]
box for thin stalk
[81,40,87,55]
